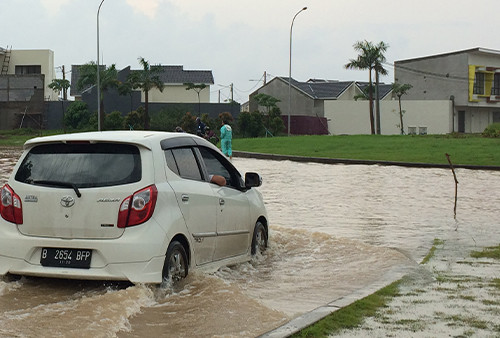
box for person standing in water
[220,119,233,160]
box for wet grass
[421,239,444,264]
[290,280,401,337]
[292,241,500,337]
[470,244,500,260]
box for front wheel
[251,221,268,255]
[162,241,188,282]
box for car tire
[251,221,268,255]
[162,241,188,282]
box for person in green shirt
[220,119,233,160]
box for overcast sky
[2,0,499,103]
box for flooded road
[1,147,499,337]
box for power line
[383,61,472,83]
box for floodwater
[1,147,500,337]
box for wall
[146,85,210,103]
[395,53,469,105]
[8,50,57,101]
[249,78,318,117]
[325,100,452,135]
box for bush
[238,111,264,137]
[104,111,125,130]
[180,112,197,133]
[150,108,184,131]
[64,101,91,129]
[483,123,500,138]
[124,107,145,130]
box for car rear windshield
[15,143,141,188]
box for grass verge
[233,134,500,166]
[290,280,401,338]
[291,239,444,337]
[1,131,500,166]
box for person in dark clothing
[196,117,206,137]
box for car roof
[23,131,211,151]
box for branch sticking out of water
[445,153,459,220]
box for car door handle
[182,194,189,202]
[219,198,225,206]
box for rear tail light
[117,185,158,228]
[1,184,23,224]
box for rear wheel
[162,241,188,282]
[251,221,268,255]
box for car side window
[198,147,239,188]
[167,148,202,181]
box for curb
[233,151,500,171]
[258,265,414,338]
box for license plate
[40,248,92,269]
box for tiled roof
[70,64,214,96]
[356,82,393,99]
[151,65,214,84]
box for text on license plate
[40,248,92,269]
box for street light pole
[288,6,307,136]
[97,0,105,131]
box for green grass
[291,280,401,337]
[470,245,500,260]
[0,129,61,147]
[421,239,444,264]
[233,134,500,166]
[1,131,499,166]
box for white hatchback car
[0,131,268,284]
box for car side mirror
[245,172,262,188]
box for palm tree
[392,82,413,134]
[345,40,389,134]
[77,62,119,129]
[128,57,164,130]
[48,78,71,131]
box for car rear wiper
[33,180,82,198]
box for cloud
[126,0,163,19]
[40,0,70,15]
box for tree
[238,111,264,137]
[184,82,207,116]
[253,93,284,136]
[392,82,413,135]
[64,101,91,130]
[118,77,136,114]
[48,78,71,131]
[253,93,280,113]
[128,57,164,130]
[345,40,389,134]
[77,62,119,129]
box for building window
[473,72,485,95]
[15,65,42,75]
[492,74,500,96]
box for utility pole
[375,70,381,134]
[62,65,67,100]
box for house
[249,77,392,135]
[395,47,500,133]
[71,65,213,104]
[70,64,237,122]
[0,48,57,129]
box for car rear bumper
[0,220,169,284]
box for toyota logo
[61,196,75,208]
